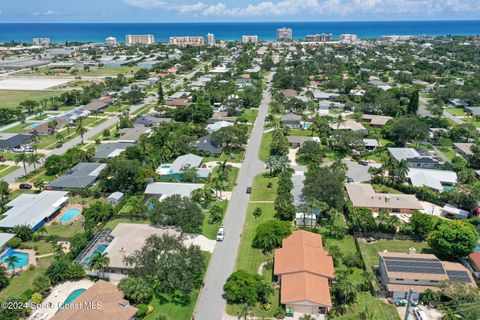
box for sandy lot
[0,78,70,90]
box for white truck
[216,226,225,241]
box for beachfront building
[242,35,258,43]
[379,250,476,299]
[345,183,423,213]
[32,38,51,47]
[169,36,205,46]
[339,34,358,43]
[207,33,215,45]
[105,36,117,45]
[276,27,293,42]
[125,34,155,45]
[306,34,332,42]
[274,231,335,317]
[0,191,69,231]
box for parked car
[246,187,252,194]
[359,160,369,166]
[56,142,63,148]
[216,226,225,241]
[19,183,32,190]
[413,307,429,320]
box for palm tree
[214,160,231,198]
[28,153,41,171]
[15,152,29,175]
[37,225,47,237]
[6,255,19,276]
[31,129,39,143]
[88,252,110,278]
[56,132,65,145]
[396,159,409,181]
[336,114,345,130]
[47,120,58,134]
[76,118,88,144]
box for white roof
[442,204,469,218]
[0,191,69,229]
[206,121,234,133]
[0,233,15,248]
[407,168,457,191]
[144,182,204,199]
[363,139,379,147]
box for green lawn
[445,108,465,117]
[371,184,404,194]
[77,66,140,77]
[437,146,457,160]
[358,239,431,273]
[0,256,54,298]
[250,174,278,202]
[259,131,272,161]
[336,292,400,320]
[203,147,245,163]
[240,109,258,123]
[45,220,85,238]
[104,218,149,230]
[202,200,228,240]
[146,289,199,320]
[0,91,61,109]
[0,166,19,179]
[288,129,315,137]
[2,122,32,134]
[21,240,54,255]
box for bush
[223,270,273,306]
[31,293,42,304]
[7,237,21,248]
[252,220,292,253]
[136,304,148,318]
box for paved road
[2,96,156,183]
[443,110,465,125]
[194,72,274,320]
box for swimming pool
[59,208,81,223]
[157,164,172,175]
[62,288,86,306]
[0,248,29,270]
[83,245,108,266]
[474,245,480,252]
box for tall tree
[88,252,110,278]
[407,90,419,114]
[76,118,88,144]
[157,81,164,104]
[15,152,28,175]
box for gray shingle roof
[196,135,222,154]
[48,162,106,189]
[144,182,204,200]
[0,133,32,149]
[94,142,135,159]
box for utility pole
[404,288,415,320]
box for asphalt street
[194,72,274,320]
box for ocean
[0,21,479,44]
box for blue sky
[0,0,479,22]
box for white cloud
[123,0,166,9]
[132,0,480,16]
[32,10,58,16]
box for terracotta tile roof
[469,252,480,270]
[275,246,334,278]
[281,230,324,251]
[281,272,332,307]
[52,280,138,320]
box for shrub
[7,237,21,248]
[136,304,148,318]
[31,293,43,304]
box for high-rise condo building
[207,33,215,45]
[242,35,258,44]
[276,28,293,42]
[105,37,117,46]
[169,36,205,46]
[306,33,333,42]
[125,34,155,45]
[339,34,358,42]
[32,38,51,47]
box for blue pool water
[83,245,108,266]
[59,208,81,223]
[0,249,29,270]
[474,245,480,252]
[62,288,86,306]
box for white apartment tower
[207,33,215,45]
[276,27,293,42]
[105,37,117,46]
[242,35,258,44]
[33,38,51,47]
[125,34,155,45]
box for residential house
[0,191,69,231]
[345,183,423,213]
[442,204,469,220]
[453,143,474,157]
[165,98,189,108]
[117,125,151,143]
[330,119,366,131]
[0,133,32,150]
[388,148,442,169]
[281,114,303,129]
[448,98,467,108]
[363,138,379,151]
[83,96,113,113]
[312,91,340,100]
[30,119,69,136]
[94,142,135,160]
[156,154,211,179]
[0,233,16,252]
[135,116,172,127]
[47,163,106,190]
[318,100,345,111]
[406,168,457,192]
[468,252,480,273]
[379,250,476,299]
[196,135,222,155]
[274,231,335,316]
[362,114,393,127]
[52,280,138,320]
[465,107,480,118]
[144,182,204,201]
[280,89,298,98]
[206,121,234,133]
[210,112,237,123]
[287,136,319,148]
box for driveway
[343,159,372,182]
[194,72,274,320]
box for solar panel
[387,265,446,274]
[383,256,439,263]
[447,270,471,283]
[385,259,446,274]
